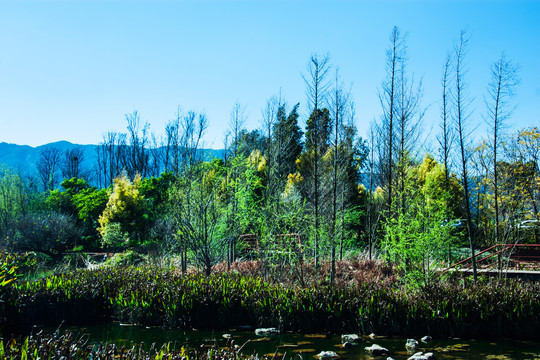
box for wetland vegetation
[1,25,540,358]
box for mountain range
[0,141,223,179]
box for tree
[168,159,228,275]
[0,166,28,237]
[36,147,62,191]
[123,110,151,180]
[509,127,540,243]
[378,26,406,212]
[451,29,477,280]
[484,52,520,245]
[297,108,332,267]
[382,155,460,286]
[61,147,86,180]
[439,54,454,189]
[273,103,303,180]
[98,173,147,248]
[6,211,81,258]
[301,53,331,268]
[97,132,126,188]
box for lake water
[48,324,540,359]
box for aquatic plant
[0,330,261,360]
[3,265,540,339]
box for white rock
[421,336,432,343]
[406,339,419,350]
[341,334,360,343]
[316,351,339,359]
[254,327,279,335]
[408,352,436,360]
[364,344,389,356]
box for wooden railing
[445,244,540,271]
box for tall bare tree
[97,131,126,187]
[37,147,62,191]
[123,111,150,180]
[485,52,520,246]
[302,53,331,268]
[394,39,425,214]
[61,147,86,180]
[452,30,477,280]
[439,54,454,189]
[378,26,406,213]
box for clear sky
[1,0,539,149]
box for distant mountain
[0,141,98,177]
[0,141,224,179]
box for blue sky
[1,0,539,149]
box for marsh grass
[2,261,540,340]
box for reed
[3,265,540,339]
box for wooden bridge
[445,244,540,280]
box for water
[47,324,540,359]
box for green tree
[98,173,147,248]
[46,177,107,249]
[0,166,28,237]
[382,155,459,286]
[168,159,228,275]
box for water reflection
[48,324,540,360]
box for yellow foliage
[248,149,267,172]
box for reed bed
[2,263,540,340]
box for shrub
[4,212,81,258]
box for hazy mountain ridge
[0,141,224,178]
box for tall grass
[3,263,540,339]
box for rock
[408,352,436,360]
[316,351,339,359]
[387,358,396,360]
[341,334,360,343]
[406,339,419,350]
[364,344,390,356]
[343,342,357,349]
[254,328,279,336]
[421,336,432,343]
[222,334,233,340]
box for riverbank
[2,261,539,340]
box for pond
[42,324,540,359]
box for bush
[4,212,81,258]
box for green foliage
[5,212,81,257]
[139,172,177,222]
[45,178,107,249]
[0,166,28,236]
[0,252,19,288]
[382,156,460,286]
[168,160,229,274]
[98,173,147,248]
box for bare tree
[485,52,520,246]
[123,110,150,179]
[61,147,85,180]
[37,147,62,191]
[394,38,425,214]
[328,68,351,283]
[97,131,126,187]
[302,53,331,269]
[438,54,454,189]
[229,102,247,160]
[378,26,406,212]
[452,29,477,281]
[180,111,208,170]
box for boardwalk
[450,268,540,280]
